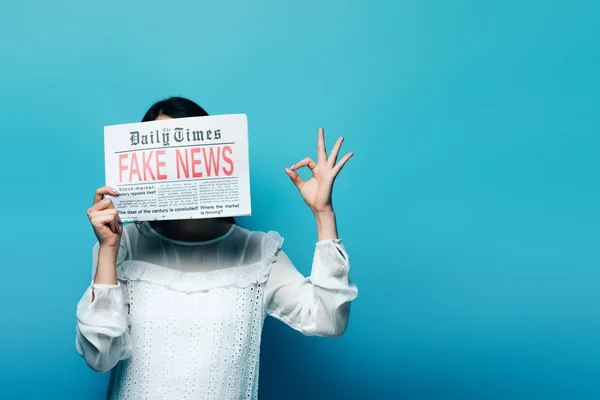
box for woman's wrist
[94,245,119,285]
[314,209,339,241]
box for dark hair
[142,97,235,225]
[142,96,209,122]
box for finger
[290,157,317,172]
[94,186,119,205]
[110,212,119,234]
[88,198,115,216]
[90,210,119,231]
[94,210,118,234]
[317,127,327,164]
[90,208,118,221]
[284,168,305,189]
[90,214,116,228]
[327,136,344,167]
[114,217,122,234]
[332,152,354,176]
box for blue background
[1,1,598,399]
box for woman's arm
[314,209,338,241]
[76,242,132,372]
[266,127,357,336]
[264,239,357,337]
[75,187,132,372]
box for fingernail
[111,187,120,195]
[290,164,295,170]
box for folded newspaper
[104,114,251,222]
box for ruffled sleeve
[263,237,358,337]
[75,235,132,372]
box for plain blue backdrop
[1,1,598,399]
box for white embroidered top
[75,223,357,400]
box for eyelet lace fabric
[76,223,358,400]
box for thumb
[284,168,304,189]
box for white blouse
[75,222,357,400]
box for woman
[75,97,358,399]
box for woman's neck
[149,218,233,243]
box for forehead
[156,114,173,120]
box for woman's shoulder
[234,226,283,246]
[233,226,284,263]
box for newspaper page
[104,114,251,222]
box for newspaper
[104,114,251,222]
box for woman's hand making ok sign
[285,127,353,215]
